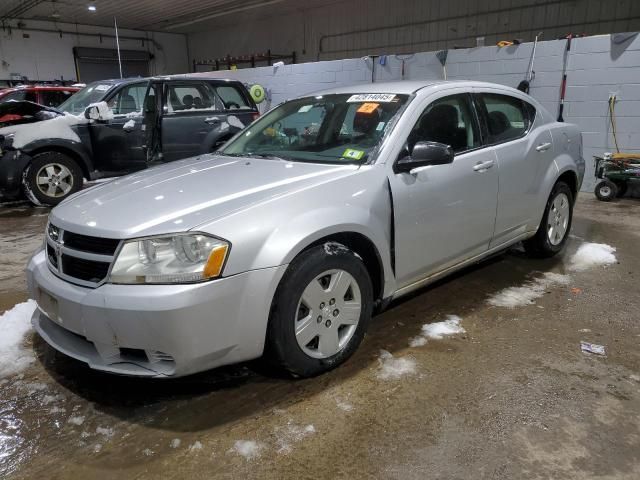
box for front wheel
[524,181,574,258]
[264,244,373,378]
[23,152,83,206]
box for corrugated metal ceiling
[0,0,289,32]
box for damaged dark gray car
[0,76,258,205]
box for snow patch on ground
[409,335,428,347]
[376,350,417,380]
[487,272,571,308]
[142,448,154,456]
[68,416,85,426]
[568,243,617,272]
[188,441,203,452]
[49,406,66,414]
[170,438,181,448]
[96,426,115,438]
[0,300,37,377]
[422,315,465,340]
[335,398,354,412]
[274,422,316,454]
[231,440,264,460]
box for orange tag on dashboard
[357,102,380,114]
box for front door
[89,81,149,173]
[389,92,499,289]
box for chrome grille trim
[46,223,121,288]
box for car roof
[312,80,530,97]
[0,85,80,92]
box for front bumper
[27,250,287,377]
[0,149,30,200]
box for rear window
[481,93,533,144]
[165,82,216,112]
[213,85,251,110]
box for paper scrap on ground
[487,272,571,308]
[568,243,617,272]
[580,341,606,356]
[376,350,416,380]
[0,300,37,377]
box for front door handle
[205,117,220,125]
[536,142,552,152]
[473,160,495,172]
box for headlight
[108,233,230,284]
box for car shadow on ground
[32,245,567,434]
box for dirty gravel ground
[0,196,639,480]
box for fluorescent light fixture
[88,5,96,11]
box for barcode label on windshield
[347,94,396,103]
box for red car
[0,85,81,123]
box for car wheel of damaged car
[23,151,83,206]
[523,181,574,258]
[265,244,373,377]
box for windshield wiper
[217,152,293,161]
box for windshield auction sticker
[347,94,396,103]
[342,148,366,160]
[357,102,380,114]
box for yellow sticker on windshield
[343,148,365,160]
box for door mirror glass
[394,141,454,173]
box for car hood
[50,155,360,238]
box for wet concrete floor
[0,195,639,479]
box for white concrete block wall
[194,33,640,192]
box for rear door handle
[473,160,495,172]
[205,117,220,125]
[536,142,552,152]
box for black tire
[23,151,83,206]
[523,181,574,258]
[594,179,618,201]
[264,243,373,378]
[613,180,628,198]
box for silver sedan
[27,80,584,378]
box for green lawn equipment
[594,152,640,201]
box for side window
[481,93,532,144]
[165,82,215,112]
[213,85,250,110]
[107,83,148,115]
[407,94,480,154]
[40,90,74,107]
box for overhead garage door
[73,47,150,83]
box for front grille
[46,223,121,287]
[46,244,58,268]
[61,255,111,283]
[63,231,120,255]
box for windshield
[58,82,115,114]
[221,93,409,164]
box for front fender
[22,138,94,176]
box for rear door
[161,80,221,161]
[474,90,554,247]
[209,81,258,129]
[389,91,500,288]
[89,81,149,172]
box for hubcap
[547,192,570,246]
[294,269,362,359]
[36,163,73,198]
[599,185,612,197]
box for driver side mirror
[84,105,101,121]
[394,141,454,174]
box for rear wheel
[524,181,573,258]
[264,244,373,378]
[594,179,618,201]
[23,151,82,206]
